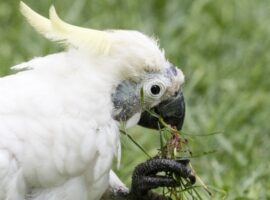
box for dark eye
[150,85,161,95]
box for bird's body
[0,51,120,200]
[0,2,186,200]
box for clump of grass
[157,124,213,200]
[121,120,213,199]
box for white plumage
[0,2,184,200]
[0,51,120,199]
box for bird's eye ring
[144,80,166,99]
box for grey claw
[130,158,196,199]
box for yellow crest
[20,2,112,55]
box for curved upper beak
[138,91,185,130]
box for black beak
[138,91,185,130]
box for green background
[0,0,269,199]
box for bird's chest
[29,123,119,200]
[84,126,119,199]
[66,127,119,200]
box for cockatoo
[0,2,195,200]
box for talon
[188,174,196,185]
[175,158,190,166]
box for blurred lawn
[1,0,270,199]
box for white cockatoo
[0,2,195,200]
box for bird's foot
[129,158,195,200]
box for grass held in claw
[157,123,213,200]
[121,114,214,199]
[123,89,214,199]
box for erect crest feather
[20,1,112,54]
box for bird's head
[100,29,185,130]
[20,2,185,130]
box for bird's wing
[0,57,120,198]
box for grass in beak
[122,118,213,198]
[138,88,213,199]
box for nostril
[174,91,179,97]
